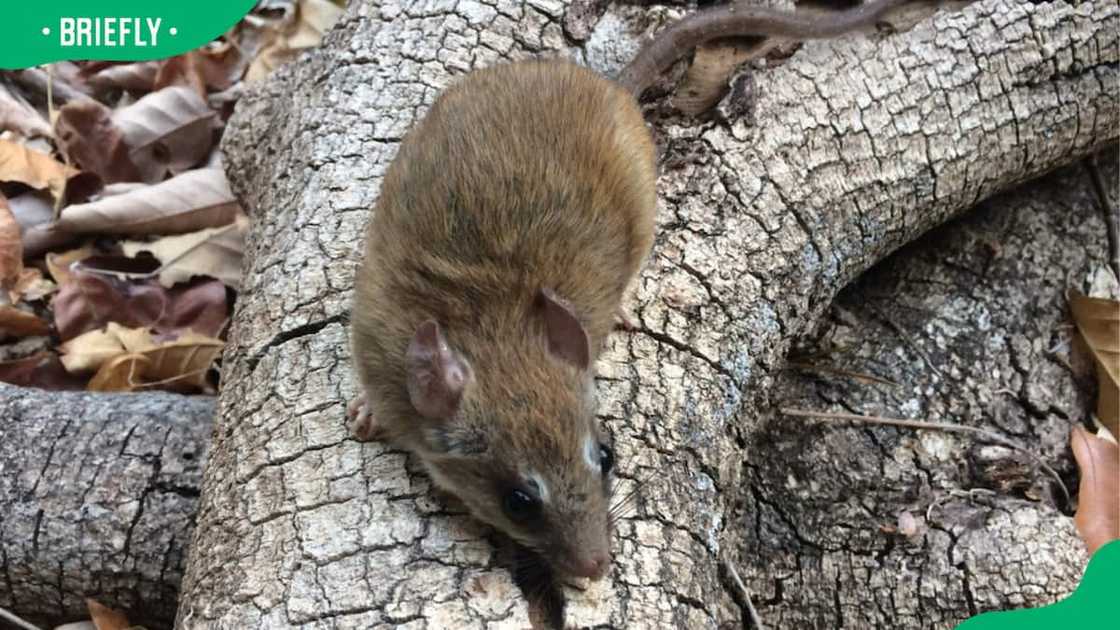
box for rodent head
[404,289,615,580]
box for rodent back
[363,60,656,343]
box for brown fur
[350,60,656,576]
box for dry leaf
[8,190,53,231]
[0,351,87,390]
[194,41,250,91]
[60,322,221,392]
[140,331,223,392]
[89,353,152,392]
[1071,425,1120,555]
[0,193,21,290]
[0,304,50,338]
[52,272,167,340]
[52,272,229,340]
[246,0,344,82]
[0,138,78,203]
[154,53,208,98]
[54,98,143,183]
[86,598,131,630]
[1070,290,1120,439]
[111,325,157,353]
[114,86,217,183]
[0,83,52,138]
[290,0,346,45]
[22,223,79,258]
[121,214,248,289]
[60,322,155,372]
[10,268,57,303]
[159,279,230,338]
[86,182,149,201]
[49,62,96,99]
[9,191,79,257]
[86,61,161,93]
[59,327,128,372]
[46,244,97,286]
[55,168,241,236]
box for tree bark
[751,147,1117,628]
[0,384,213,629]
[179,1,1118,628]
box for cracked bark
[178,1,1118,628]
[750,147,1117,628]
[0,384,213,629]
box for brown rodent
[349,0,911,597]
[349,60,656,580]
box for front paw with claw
[347,394,383,441]
[613,305,639,331]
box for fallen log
[0,385,214,629]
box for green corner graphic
[2,2,256,69]
[956,539,1119,629]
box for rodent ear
[406,320,472,420]
[535,288,590,370]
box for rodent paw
[613,306,638,332]
[347,395,383,441]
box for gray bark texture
[178,0,1119,628]
[0,385,213,629]
[752,147,1117,628]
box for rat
[349,61,655,582]
[348,0,911,620]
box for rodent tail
[615,0,913,97]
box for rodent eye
[503,489,541,523]
[599,443,614,474]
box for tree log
[752,147,1117,628]
[0,385,213,629]
[178,0,1118,628]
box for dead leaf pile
[0,0,346,394]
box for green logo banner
[2,1,256,69]
[956,539,1119,628]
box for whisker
[610,494,640,520]
[608,467,657,520]
[610,483,643,510]
[609,497,638,519]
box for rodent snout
[569,551,610,580]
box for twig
[925,488,996,522]
[780,407,1071,504]
[721,556,766,630]
[0,606,43,630]
[869,307,945,380]
[787,361,900,388]
[1084,155,1120,282]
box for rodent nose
[575,552,610,580]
